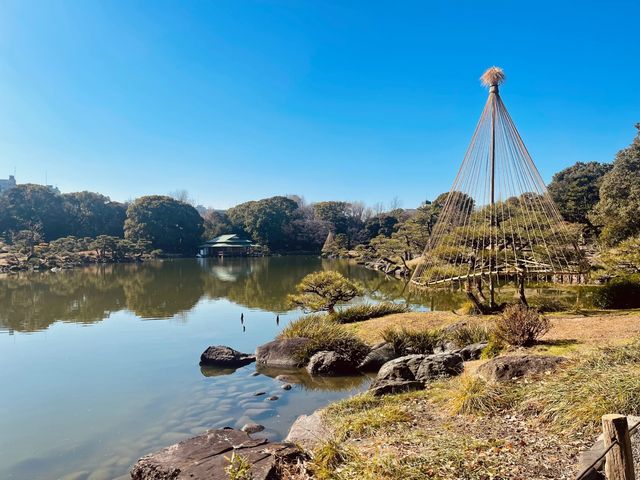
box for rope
[411,79,585,288]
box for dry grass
[381,327,444,355]
[430,374,516,415]
[346,311,465,344]
[284,309,640,480]
[346,309,640,354]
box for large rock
[477,354,567,382]
[130,428,301,480]
[285,410,330,450]
[255,338,311,368]
[199,345,255,367]
[456,341,488,361]
[370,352,464,396]
[306,351,356,376]
[358,343,398,371]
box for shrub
[381,327,445,355]
[592,277,640,309]
[446,323,491,348]
[331,302,409,324]
[287,271,362,313]
[494,304,550,347]
[278,314,370,364]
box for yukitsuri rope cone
[410,67,586,311]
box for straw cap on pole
[481,66,505,93]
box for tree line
[354,123,640,278]
[1,123,639,261]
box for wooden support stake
[602,414,635,480]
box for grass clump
[480,335,505,359]
[310,440,356,480]
[494,304,550,347]
[323,392,413,441]
[592,277,640,309]
[446,323,491,348]
[225,452,252,480]
[430,374,519,416]
[331,302,409,324]
[278,314,370,364]
[381,326,445,355]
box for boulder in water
[199,345,255,367]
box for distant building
[0,175,16,194]
[197,234,258,257]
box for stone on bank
[130,428,301,480]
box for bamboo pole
[489,85,497,309]
[602,414,635,480]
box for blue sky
[0,1,638,209]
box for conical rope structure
[410,67,586,308]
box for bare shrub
[494,304,550,347]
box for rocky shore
[129,329,495,479]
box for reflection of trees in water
[122,261,203,318]
[0,261,204,332]
[0,257,498,334]
[200,257,329,312]
[0,266,127,332]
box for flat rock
[255,338,311,368]
[130,428,300,480]
[199,345,255,367]
[306,351,357,376]
[477,354,567,382]
[358,342,398,371]
[285,410,330,450]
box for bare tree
[388,196,403,211]
[169,189,194,205]
[372,202,385,216]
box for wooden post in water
[602,414,635,480]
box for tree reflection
[0,257,472,333]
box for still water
[0,257,424,480]
[0,257,588,479]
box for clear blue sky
[0,1,638,209]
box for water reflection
[256,365,374,391]
[0,257,405,333]
[0,257,596,334]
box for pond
[0,257,417,480]
[0,257,593,479]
